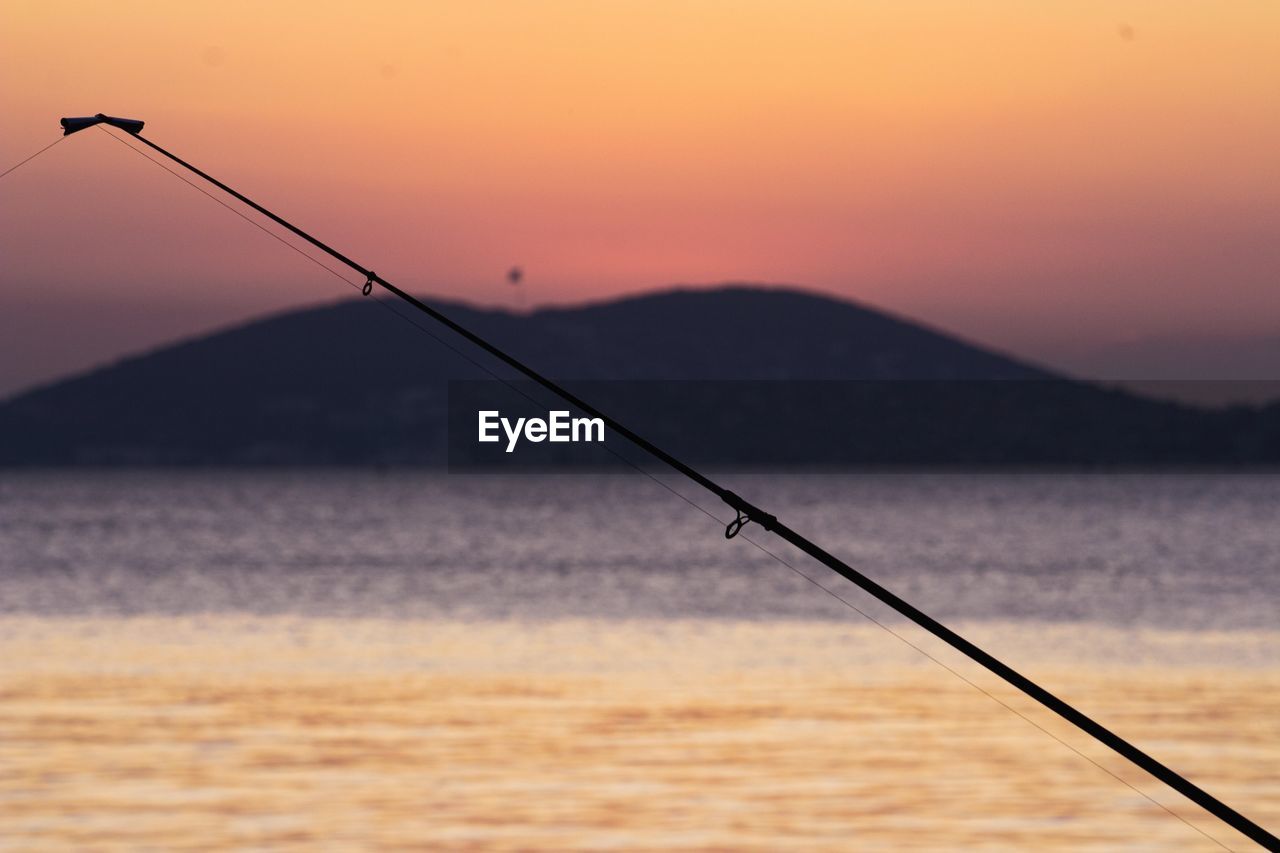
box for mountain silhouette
[1,285,1276,466]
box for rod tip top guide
[61,114,145,136]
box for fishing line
[89,123,1250,851]
[745,527,1233,849]
[69,118,1274,850]
[0,135,65,181]
[596,457,1232,850]
[95,126,1231,844]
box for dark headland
[2,285,1277,467]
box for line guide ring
[725,509,751,539]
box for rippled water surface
[3,470,1279,627]
[1,471,1277,850]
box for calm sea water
[1,469,1277,629]
[3,471,1278,849]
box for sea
[1,470,1277,850]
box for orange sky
[2,1,1279,394]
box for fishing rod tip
[60,114,145,136]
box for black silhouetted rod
[76,116,1276,850]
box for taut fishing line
[73,121,1269,850]
[0,135,65,181]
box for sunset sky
[2,1,1278,396]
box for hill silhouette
[1,285,1276,466]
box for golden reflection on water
[1,618,1276,851]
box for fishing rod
[61,113,1277,850]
